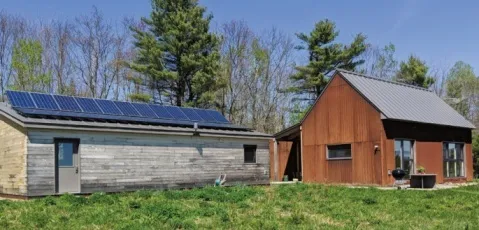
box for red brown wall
[300,73,474,186]
[277,141,293,180]
[382,121,473,185]
[301,74,384,185]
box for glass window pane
[456,161,463,177]
[328,144,351,159]
[448,161,456,178]
[394,140,402,168]
[443,161,448,177]
[244,145,256,163]
[456,144,464,160]
[58,142,73,167]
[448,143,455,159]
[443,143,447,159]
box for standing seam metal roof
[337,69,475,129]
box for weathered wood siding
[301,74,384,185]
[0,116,27,195]
[27,129,269,196]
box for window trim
[394,139,416,175]
[243,145,257,164]
[326,144,352,160]
[442,142,466,178]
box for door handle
[75,167,79,174]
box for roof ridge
[335,68,432,92]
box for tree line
[1,0,478,138]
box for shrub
[362,197,377,205]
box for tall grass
[1,184,478,229]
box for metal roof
[337,69,475,129]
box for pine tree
[129,0,221,107]
[395,55,435,88]
[289,19,367,99]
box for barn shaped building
[0,91,270,198]
[272,69,475,186]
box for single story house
[271,69,475,186]
[0,91,271,198]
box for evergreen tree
[289,19,367,98]
[130,0,221,107]
[395,55,434,88]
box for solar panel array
[6,90,246,130]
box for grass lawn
[1,184,479,229]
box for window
[327,144,352,159]
[58,142,74,167]
[244,145,257,163]
[395,140,414,177]
[443,143,464,178]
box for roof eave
[382,117,476,130]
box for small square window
[244,145,257,163]
[327,144,352,159]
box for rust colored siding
[415,142,444,183]
[301,74,384,184]
[300,73,473,186]
[327,160,352,183]
[277,141,293,180]
[466,143,473,181]
[382,120,473,185]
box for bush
[362,197,377,205]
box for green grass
[1,184,479,229]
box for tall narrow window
[443,143,464,178]
[394,140,414,177]
[244,145,257,163]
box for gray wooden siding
[27,129,269,196]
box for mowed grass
[1,184,479,229]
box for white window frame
[326,144,352,160]
[443,142,465,178]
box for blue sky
[2,0,478,71]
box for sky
[1,0,479,71]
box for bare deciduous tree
[219,21,295,133]
[0,11,28,100]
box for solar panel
[114,101,140,116]
[76,98,102,113]
[30,93,59,110]
[207,110,230,123]
[5,90,248,131]
[180,107,202,121]
[6,91,36,108]
[164,106,188,120]
[194,109,217,123]
[95,99,122,115]
[53,95,82,112]
[149,105,173,119]
[132,103,158,118]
